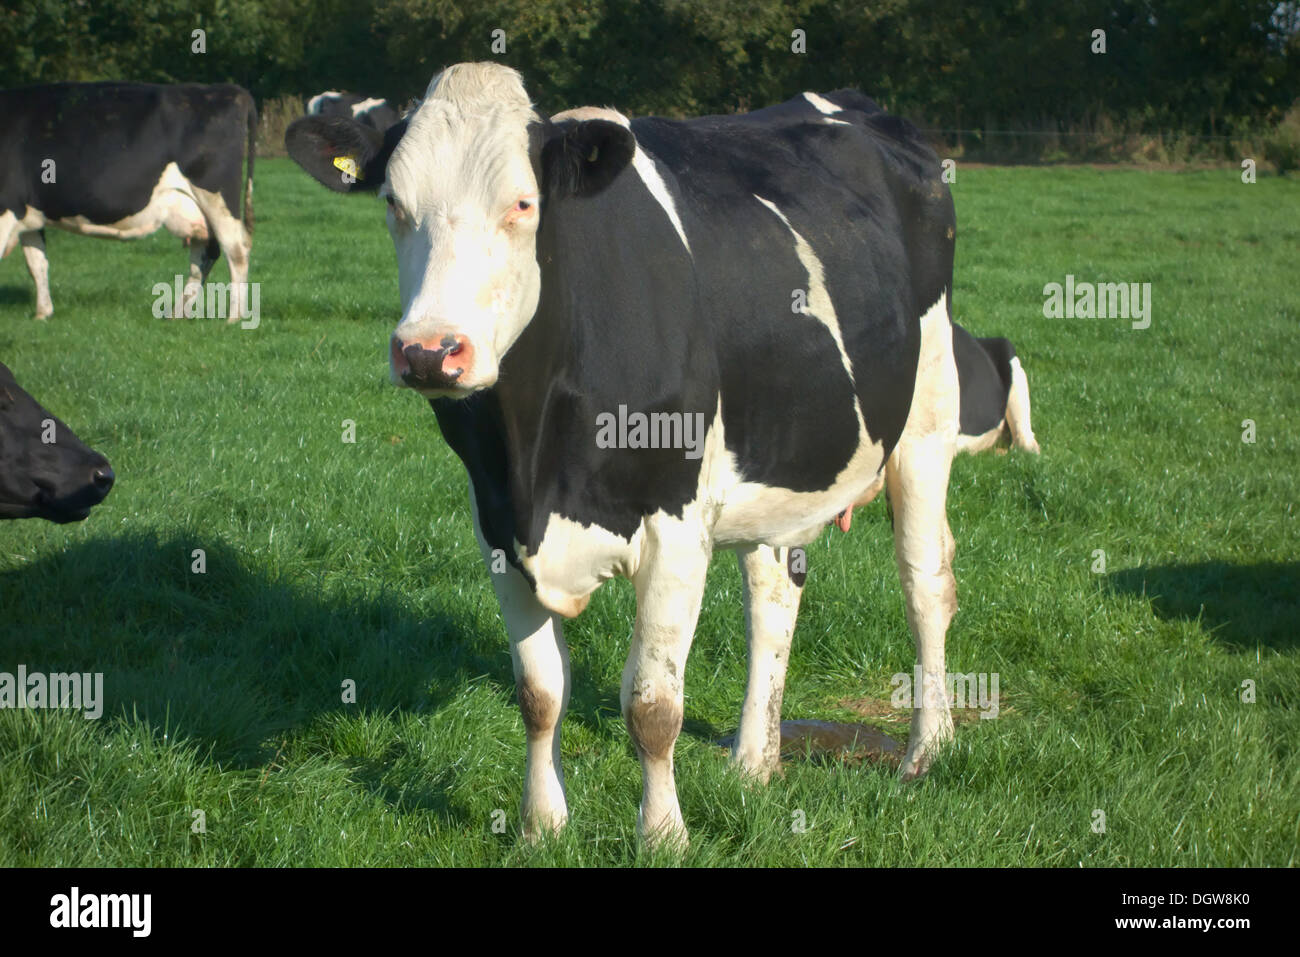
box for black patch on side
[976,336,1017,394]
[631,99,953,485]
[496,151,708,548]
[0,82,253,225]
[952,324,1011,437]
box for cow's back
[626,99,954,488]
[0,82,252,223]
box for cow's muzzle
[32,459,115,523]
[390,333,476,394]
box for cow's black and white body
[0,82,255,320]
[287,64,966,846]
[0,361,114,522]
[953,323,1039,455]
[307,91,401,132]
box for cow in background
[307,91,400,132]
[0,82,255,321]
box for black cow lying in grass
[0,361,114,521]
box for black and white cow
[287,63,965,846]
[953,323,1039,456]
[0,82,255,321]
[307,91,401,132]
[0,362,114,522]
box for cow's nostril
[92,466,115,491]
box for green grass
[1,161,1297,866]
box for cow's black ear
[541,119,636,199]
[285,116,406,193]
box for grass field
[1,160,1297,866]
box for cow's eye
[516,198,533,212]
[386,195,406,224]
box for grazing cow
[307,91,401,132]
[0,362,114,522]
[0,82,255,321]
[287,63,964,846]
[953,323,1039,456]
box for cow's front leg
[624,522,711,848]
[469,488,569,840]
[731,543,803,782]
[21,231,53,320]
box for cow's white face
[383,70,544,396]
[285,62,637,398]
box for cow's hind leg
[179,235,220,319]
[624,519,711,848]
[1006,356,1040,453]
[468,485,570,840]
[190,188,250,322]
[888,300,960,781]
[21,231,53,320]
[731,543,803,782]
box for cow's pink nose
[390,333,475,390]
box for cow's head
[0,362,114,522]
[286,62,635,397]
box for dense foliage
[3,0,1297,136]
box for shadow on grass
[0,531,605,823]
[0,285,32,310]
[1106,561,1300,650]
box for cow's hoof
[640,821,689,855]
[34,309,53,321]
[521,810,567,845]
[729,749,781,785]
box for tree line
[3,0,1297,139]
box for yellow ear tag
[333,155,363,180]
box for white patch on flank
[632,152,691,255]
[49,163,204,241]
[802,92,842,115]
[752,195,853,381]
[350,97,386,118]
[307,91,343,114]
[552,106,691,256]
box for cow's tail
[243,93,256,235]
